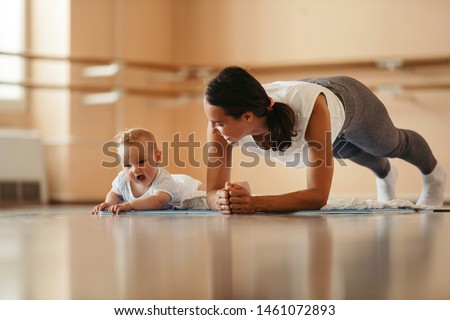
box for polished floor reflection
[0,205,449,299]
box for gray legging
[302,76,437,178]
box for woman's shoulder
[263,81,320,103]
[263,80,303,91]
[263,80,322,91]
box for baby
[92,128,203,214]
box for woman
[203,66,446,214]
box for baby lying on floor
[92,128,206,214]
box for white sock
[376,166,397,202]
[417,163,447,208]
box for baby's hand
[92,202,111,215]
[108,202,132,215]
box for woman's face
[203,98,250,144]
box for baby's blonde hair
[114,128,159,149]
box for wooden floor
[0,205,449,300]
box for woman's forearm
[252,188,328,212]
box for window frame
[0,0,28,113]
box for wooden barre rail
[0,51,196,72]
[2,80,450,98]
[1,51,450,72]
[0,80,200,98]
[250,57,450,74]
[2,51,450,97]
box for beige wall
[173,0,450,65]
[1,0,449,203]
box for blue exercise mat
[99,209,218,216]
[98,208,436,216]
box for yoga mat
[97,208,448,216]
[99,209,218,216]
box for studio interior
[0,0,449,300]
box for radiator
[0,128,48,204]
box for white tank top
[237,81,345,169]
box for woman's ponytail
[266,102,297,151]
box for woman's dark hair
[204,66,297,151]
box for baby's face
[119,138,161,187]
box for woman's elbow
[315,197,328,209]
[206,191,218,209]
[309,190,329,209]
